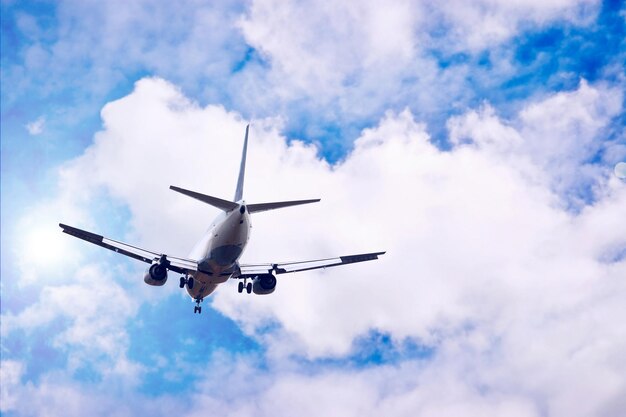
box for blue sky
[1,1,625,416]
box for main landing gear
[193,297,203,314]
[182,275,201,314]
[237,280,252,294]
[179,276,194,289]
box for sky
[1,0,625,416]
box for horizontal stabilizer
[170,186,239,212]
[247,199,320,213]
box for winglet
[234,124,249,202]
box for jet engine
[144,262,168,286]
[252,273,277,295]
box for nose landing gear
[193,297,203,314]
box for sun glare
[20,223,71,271]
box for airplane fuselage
[185,203,251,300]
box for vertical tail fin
[234,125,249,202]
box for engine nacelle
[144,262,168,286]
[252,273,277,295]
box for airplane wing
[59,223,197,274]
[236,251,385,278]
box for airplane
[59,125,385,314]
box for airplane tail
[169,186,239,211]
[247,199,320,213]
[170,125,320,212]
[233,124,249,202]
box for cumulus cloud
[5,339,625,417]
[615,162,626,179]
[0,369,185,417]
[3,0,624,415]
[238,0,600,119]
[240,0,419,99]
[448,80,624,204]
[2,264,142,382]
[3,0,602,146]
[0,360,24,413]
[432,0,599,50]
[1,0,247,124]
[4,77,623,416]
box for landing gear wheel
[246,282,252,294]
[179,277,185,288]
[193,298,203,314]
[238,282,244,293]
[187,277,194,290]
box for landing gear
[237,280,253,294]
[180,276,194,289]
[194,298,203,314]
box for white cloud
[448,80,624,203]
[4,0,601,140]
[433,0,599,51]
[0,360,24,413]
[5,77,625,416]
[240,0,418,98]
[238,0,600,116]
[2,1,246,123]
[3,1,623,415]
[3,344,625,417]
[25,116,45,135]
[0,371,183,417]
[1,264,142,382]
[518,81,623,195]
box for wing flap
[59,223,197,274]
[237,251,385,278]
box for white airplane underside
[60,125,384,314]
